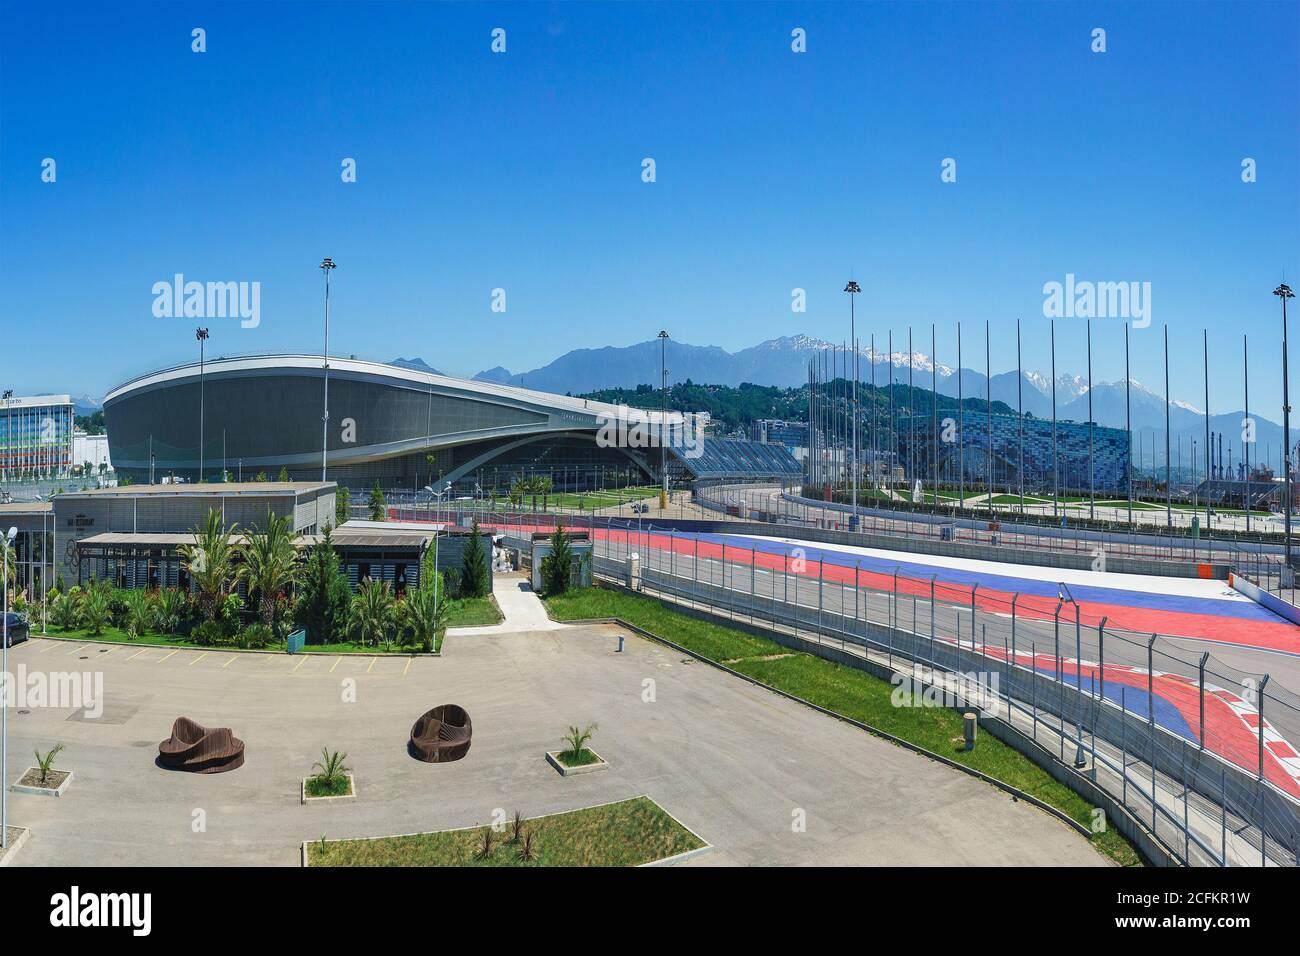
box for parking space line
[221,655,238,669]
[37,640,61,653]
[328,656,342,673]
[157,649,180,663]
[65,643,90,656]
[292,656,307,673]
[126,648,151,661]
[189,652,209,666]
[366,657,377,673]
[402,658,412,677]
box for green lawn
[306,796,703,867]
[443,595,502,627]
[545,587,1140,867]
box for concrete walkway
[447,572,570,635]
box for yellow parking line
[402,658,412,677]
[366,657,377,673]
[328,656,342,673]
[157,649,180,663]
[38,640,61,653]
[222,655,238,669]
[291,655,307,672]
[189,652,209,666]
[65,643,90,656]
[126,648,150,661]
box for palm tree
[179,508,239,622]
[311,748,350,786]
[239,509,301,627]
[401,577,446,652]
[351,577,394,647]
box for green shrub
[239,622,273,649]
[193,619,224,647]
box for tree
[335,486,351,526]
[254,470,269,482]
[278,466,290,482]
[179,508,239,622]
[540,521,575,595]
[351,577,394,647]
[400,544,447,651]
[460,518,489,598]
[239,509,301,628]
[295,527,351,644]
[368,480,387,521]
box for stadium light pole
[2,525,15,849]
[320,258,337,484]
[195,327,209,483]
[658,330,669,509]
[844,281,860,527]
[1277,283,1295,570]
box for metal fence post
[749,547,755,625]
[1258,674,1270,780]
[1198,652,1209,750]
[1121,687,1127,807]
[1053,601,1062,681]
[817,557,824,640]
[1220,767,1227,866]
[1097,622,1105,703]
[970,584,978,651]
[1147,633,1157,725]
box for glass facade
[0,397,75,479]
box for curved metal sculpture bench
[158,717,245,773]
[409,704,472,763]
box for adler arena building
[103,354,800,490]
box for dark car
[1,612,29,647]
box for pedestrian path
[446,572,570,635]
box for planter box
[546,749,609,777]
[12,768,72,797]
[0,827,30,867]
[301,773,356,805]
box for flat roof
[0,394,73,410]
[57,481,334,499]
[0,501,54,515]
[77,525,431,550]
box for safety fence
[582,521,1300,866]
[694,482,1288,568]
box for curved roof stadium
[104,354,798,488]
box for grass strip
[546,587,1140,866]
[307,796,703,867]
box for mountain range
[458,336,1284,467]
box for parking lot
[4,627,1105,867]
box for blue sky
[1,0,1296,412]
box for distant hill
[390,357,443,374]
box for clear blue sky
[1,0,1296,412]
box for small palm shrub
[50,592,81,631]
[239,622,273,649]
[193,619,224,647]
[155,587,188,635]
[307,748,351,797]
[122,589,156,639]
[34,743,65,786]
[559,723,598,765]
[78,585,112,636]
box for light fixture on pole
[195,328,209,482]
[844,281,860,529]
[320,258,337,483]
[1277,282,1295,571]
[658,330,669,510]
[2,525,15,849]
